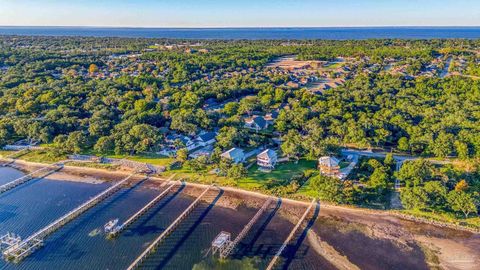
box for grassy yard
[160,166,236,187]
[17,149,67,163]
[106,153,175,167]
[237,159,317,189]
[0,150,15,158]
[296,178,317,197]
[324,62,344,69]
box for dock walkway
[0,163,63,195]
[265,199,317,270]
[2,172,141,262]
[108,181,177,238]
[219,197,274,258]
[126,184,217,270]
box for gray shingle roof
[198,132,216,142]
[252,116,267,129]
[318,156,340,167]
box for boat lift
[211,197,274,259]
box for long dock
[219,197,274,258]
[108,181,177,238]
[2,172,141,262]
[265,199,317,270]
[126,185,216,270]
[0,163,63,195]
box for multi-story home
[256,149,278,170]
[318,156,341,178]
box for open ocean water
[0,27,480,39]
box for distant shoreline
[1,26,480,40]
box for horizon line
[1,25,480,29]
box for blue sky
[1,0,479,27]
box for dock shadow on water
[280,203,337,270]
[139,189,224,270]
[21,178,154,263]
[237,197,282,257]
[125,183,186,237]
[282,202,320,266]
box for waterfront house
[256,149,278,170]
[244,116,268,132]
[221,148,245,164]
[318,156,341,178]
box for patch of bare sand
[46,171,104,184]
[319,207,480,270]
[320,208,416,249]
[307,230,360,270]
[415,235,480,270]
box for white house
[256,149,278,170]
[318,156,341,178]
[164,132,216,152]
[221,148,245,164]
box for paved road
[341,149,452,165]
[341,149,416,162]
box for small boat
[104,219,119,233]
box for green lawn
[19,149,67,163]
[160,166,237,187]
[0,150,16,158]
[296,178,317,197]
[237,159,317,189]
[106,153,175,167]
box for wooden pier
[2,172,141,262]
[265,199,317,270]
[108,181,177,238]
[0,163,63,195]
[215,197,274,258]
[126,184,217,270]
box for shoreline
[2,159,480,269]
[2,158,479,234]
